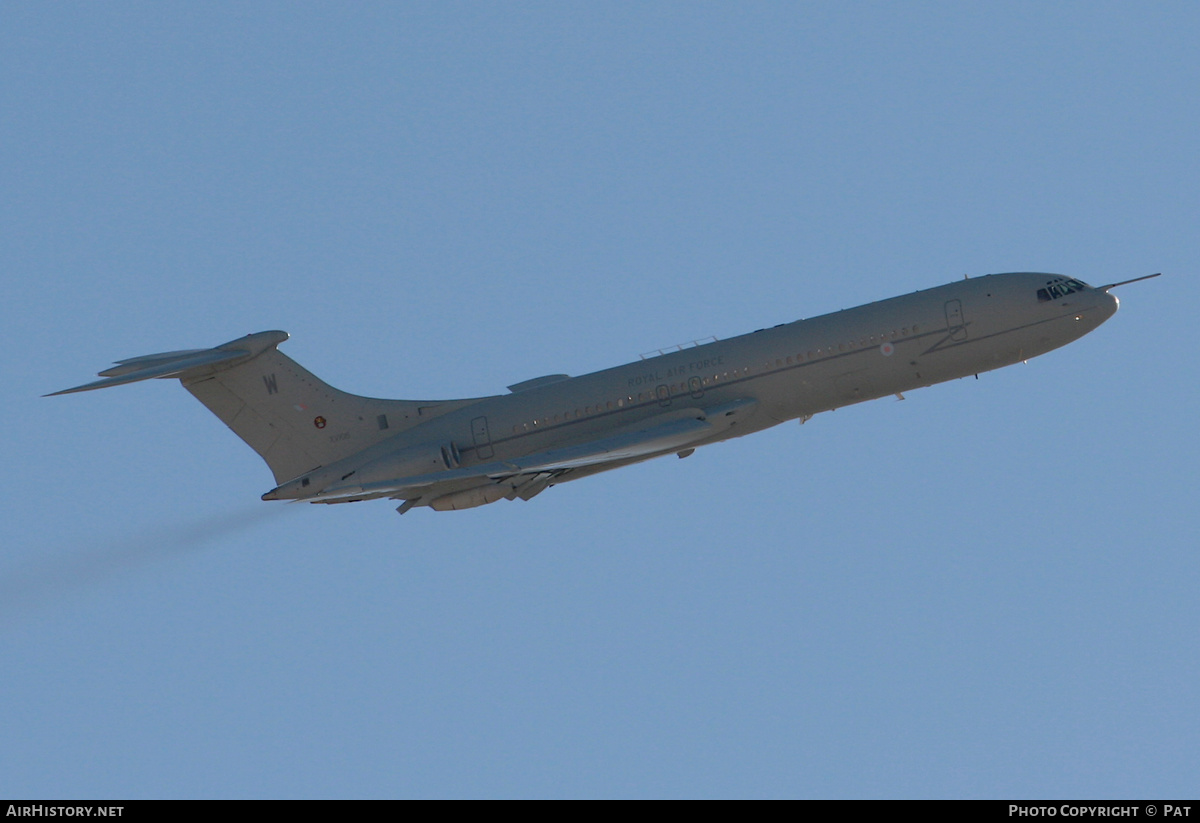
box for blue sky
[2,2,1196,798]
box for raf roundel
[880,342,895,357]
[313,416,327,429]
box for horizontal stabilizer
[100,349,212,376]
[46,331,289,396]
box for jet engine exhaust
[0,504,293,621]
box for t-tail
[48,330,482,485]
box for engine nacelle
[265,439,464,499]
[354,441,460,485]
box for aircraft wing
[310,399,756,506]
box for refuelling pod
[428,485,506,511]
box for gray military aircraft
[51,272,1157,513]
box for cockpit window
[1037,277,1090,302]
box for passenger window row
[511,324,923,435]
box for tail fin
[50,331,488,485]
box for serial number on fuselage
[627,356,725,388]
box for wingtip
[44,385,90,397]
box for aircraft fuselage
[51,271,1126,513]
[368,272,1114,468]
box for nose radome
[1095,289,1119,322]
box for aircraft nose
[1081,288,1119,328]
[1100,289,1119,318]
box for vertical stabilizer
[51,330,493,485]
